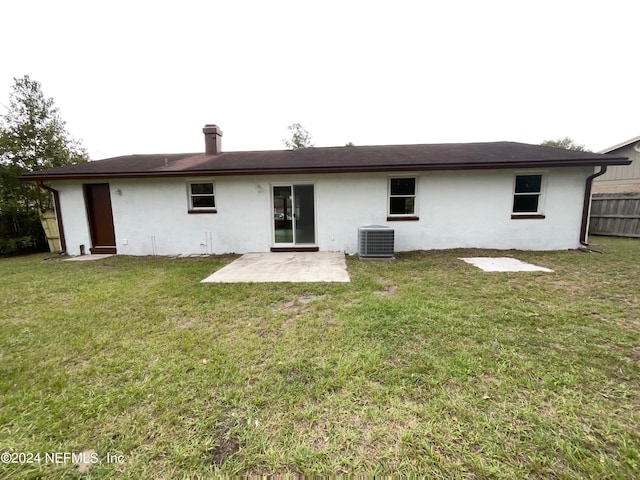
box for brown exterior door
[84,184,117,254]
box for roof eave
[20,157,631,182]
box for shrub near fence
[589,194,640,238]
[0,211,48,256]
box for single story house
[593,135,640,193]
[22,125,631,256]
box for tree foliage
[0,75,89,254]
[541,137,590,152]
[283,123,314,150]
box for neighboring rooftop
[594,134,640,194]
[598,135,640,154]
[22,125,631,181]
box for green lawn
[1,237,639,478]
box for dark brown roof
[21,142,631,181]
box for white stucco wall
[52,167,591,255]
[55,182,92,254]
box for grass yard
[1,236,639,479]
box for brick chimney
[203,124,223,155]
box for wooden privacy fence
[40,209,62,252]
[589,194,640,238]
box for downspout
[579,165,607,247]
[37,181,67,254]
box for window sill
[387,216,419,221]
[511,214,545,219]
[188,209,217,214]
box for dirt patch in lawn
[210,421,240,467]
[275,295,326,313]
[375,285,398,296]
[210,436,240,467]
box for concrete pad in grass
[64,254,114,262]
[460,257,553,272]
[201,252,351,283]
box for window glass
[513,174,542,214]
[189,182,215,210]
[191,183,214,195]
[391,178,415,195]
[390,197,414,215]
[389,177,416,215]
[515,175,541,193]
[513,195,539,213]
[192,196,215,208]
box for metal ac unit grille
[358,226,394,258]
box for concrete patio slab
[201,252,351,283]
[460,257,553,272]
[64,254,114,262]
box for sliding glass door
[273,186,294,243]
[272,184,315,245]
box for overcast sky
[1,0,637,160]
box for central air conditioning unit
[358,225,394,259]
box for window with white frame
[389,177,416,216]
[188,182,216,211]
[512,174,544,216]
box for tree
[345,141,355,147]
[541,136,590,152]
[283,123,314,150]
[0,75,89,254]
